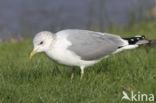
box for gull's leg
[80,66,85,80]
[71,67,75,80]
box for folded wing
[63,29,126,60]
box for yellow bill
[29,50,37,59]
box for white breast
[45,34,80,66]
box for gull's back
[56,29,127,61]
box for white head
[30,31,55,59]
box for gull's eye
[39,41,43,45]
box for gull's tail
[114,35,151,53]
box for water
[0,0,154,39]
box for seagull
[30,29,149,79]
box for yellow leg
[80,68,84,80]
[71,68,75,80]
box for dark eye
[39,41,43,45]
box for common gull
[30,29,150,79]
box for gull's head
[30,31,55,59]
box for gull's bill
[29,50,37,59]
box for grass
[0,24,156,103]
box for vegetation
[0,23,156,103]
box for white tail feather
[113,45,138,54]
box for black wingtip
[123,35,147,45]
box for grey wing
[64,29,125,60]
